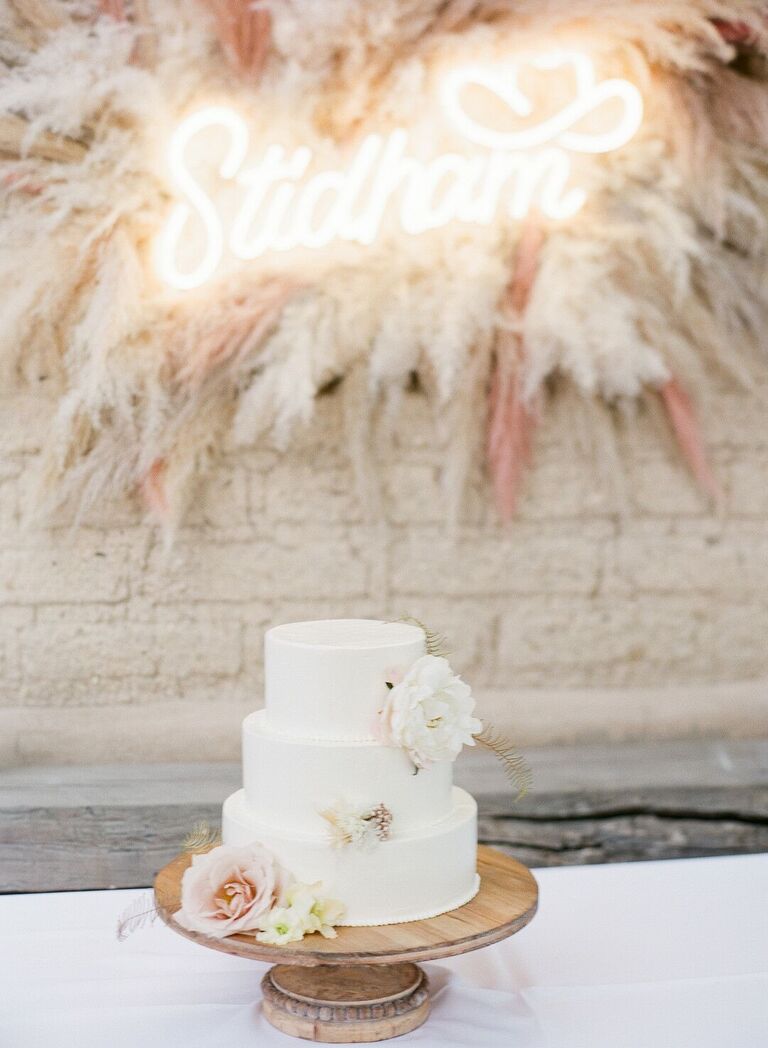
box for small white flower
[256,882,345,945]
[256,904,307,945]
[312,898,345,937]
[294,883,346,938]
[378,654,482,769]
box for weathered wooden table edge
[2,738,767,892]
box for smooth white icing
[223,786,479,925]
[264,619,425,739]
[242,709,452,834]
[223,618,480,926]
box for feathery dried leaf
[475,725,532,800]
[396,615,450,658]
[116,891,159,941]
[182,821,221,853]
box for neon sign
[155,51,643,290]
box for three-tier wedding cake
[222,618,481,926]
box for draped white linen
[2,854,766,1048]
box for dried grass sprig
[182,821,221,853]
[11,0,66,32]
[396,616,450,658]
[475,725,532,800]
[0,114,87,162]
[116,891,159,941]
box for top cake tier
[264,618,425,739]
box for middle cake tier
[242,709,453,834]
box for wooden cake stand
[155,845,538,1043]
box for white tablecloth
[2,854,766,1048]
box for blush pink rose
[176,842,290,939]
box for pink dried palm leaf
[505,219,545,316]
[174,278,297,390]
[712,19,762,47]
[2,169,44,195]
[487,332,521,465]
[659,377,720,503]
[140,458,168,516]
[486,217,544,519]
[98,0,126,20]
[486,350,538,521]
[202,0,272,80]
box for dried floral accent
[320,801,393,848]
[396,616,450,658]
[475,725,532,800]
[116,891,159,941]
[182,821,222,853]
[367,802,393,842]
[4,1,768,538]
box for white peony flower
[377,654,482,769]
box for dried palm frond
[659,376,721,504]
[3,0,768,529]
[116,891,159,941]
[475,725,532,800]
[202,0,272,79]
[182,821,221,853]
[396,615,450,658]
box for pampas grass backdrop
[1,0,767,533]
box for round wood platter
[154,844,537,1042]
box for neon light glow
[155,51,644,290]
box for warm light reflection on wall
[155,51,644,290]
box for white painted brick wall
[0,383,766,766]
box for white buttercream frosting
[223,786,479,926]
[264,619,425,740]
[223,618,480,926]
[242,710,453,835]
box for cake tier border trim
[246,708,381,745]
[224,785,475,844]
[333,874,481,927]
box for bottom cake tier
[222,785,480,926]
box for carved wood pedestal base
[261,962,430,1042]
